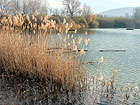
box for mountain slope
[99,7,134,17]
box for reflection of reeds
[83,70,140,105]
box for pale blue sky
[47,0,140,13]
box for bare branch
[62,0,81,17]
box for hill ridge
[99,7,135,17]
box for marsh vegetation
[0,0,140,104]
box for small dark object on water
[99,49,126,52]
[47,48,88,53]
[69,29,76,31]
[126,28,134,30]
[78,49,88,52]
[47,48,63,50]
[67,49,88,52]
[82,61,98,65]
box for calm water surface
[78,28,140,87]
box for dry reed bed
[0,12,140,104]
[0,30,86,90]
[0,11,90,92]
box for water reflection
[74,29,140,87]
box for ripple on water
[83,28,140,86]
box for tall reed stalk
[0,12,87,91]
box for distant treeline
[50,15,99,29]
[0,0,99,29]
[1,0,140,29]
[50,6,140,29]
[97,16,135,28]
[97,7,140,29]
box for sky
[47,0,140,13]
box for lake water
[77,28,140,87]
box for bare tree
[82,4,93,17]
[8,0,21,14]
[0,0,2,7]
[52,8,60,16]
[0,0,48,15]
[60,9,66,16]
[23,0,28,14]
[28,0,41,14]
[132,7,140,28]
[49,8,52,16]
[22,0,48,15]
[62,0,81,17]
[39,0,48,15]
[0,0,10,14]
[133,7,140,20]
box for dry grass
[0,31,86,90]
[0,11,88,92]
[1,11,139,105]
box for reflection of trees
[78,29,97,35]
